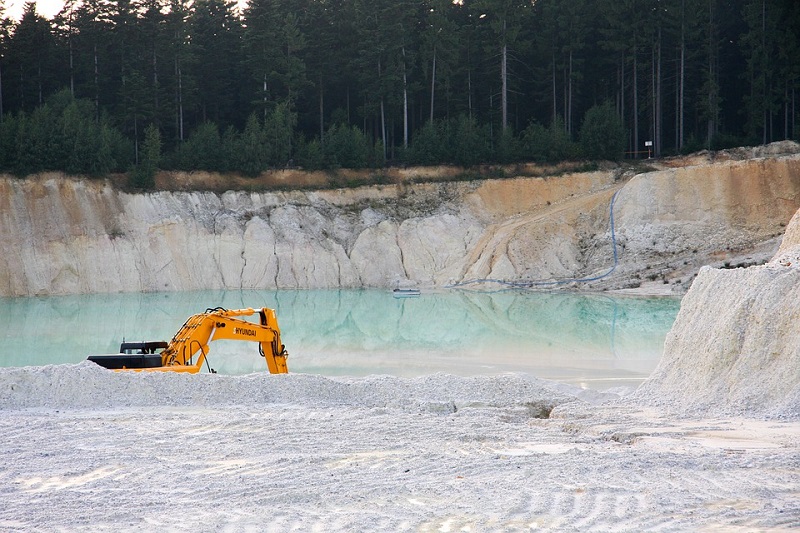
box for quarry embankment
[1,141,799,297]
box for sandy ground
[0,363,798,532]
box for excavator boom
[88,307,288,374]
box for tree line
[0,0,797,184]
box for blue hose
[447,188,622,290]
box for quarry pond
[0,289,679,389]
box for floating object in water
[393,288,421,298]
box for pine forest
[0,0,798,185]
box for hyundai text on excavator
[87,307,288,374]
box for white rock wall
[1,148,799,297]
[0,177,488,295]
[615,156,800,258]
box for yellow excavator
[88,307,288,374]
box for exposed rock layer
[1,144,799,297]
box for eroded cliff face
[611,152,800,290]
[1,144,799,297]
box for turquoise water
[0,289,680,388]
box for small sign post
[644,141,653,159]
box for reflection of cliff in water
[0,289,679,385]
[275,290,677,353]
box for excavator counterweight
[88,307,288,374]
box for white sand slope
[633,207,800,421]
[0,363,798,531]
[633,263,800,419]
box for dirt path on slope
[460,184,623,282]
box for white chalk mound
[635,209,800,420]
[0,361,611,414]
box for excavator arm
[159,307,288,374]
[88,307,288,374]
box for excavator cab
[120,341,168,355]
